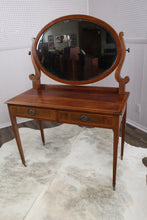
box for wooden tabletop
[6,85,129,115]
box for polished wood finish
[6,85,129,189]
[6,15,130,190]
[7,85,128,114]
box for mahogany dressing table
[6,15,130,190]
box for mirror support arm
[29,38,41,89]
[115,32,130,94]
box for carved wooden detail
[29,38,41,89]
[115,32,130,94]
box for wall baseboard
[127,119,147,133]
[0,118,32,129]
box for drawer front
[58,111,113,128]
[11,105,56,121]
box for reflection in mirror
[36,19,117,82]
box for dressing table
[6,14,129,190]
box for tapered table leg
[39,120,45,145]
[121,107,127,160]
[113,117,120,190]
[8,106,26,166]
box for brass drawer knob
[28,109,35,116]
[81,115,88,122]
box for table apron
[9,105,115,129]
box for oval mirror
[33,15,122,84]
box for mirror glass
[36,19,117,82]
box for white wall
[1,0,147,132]
[0,0,88,128]
[89,0,147,132]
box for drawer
[10,105,56,121]
[58,111,113,128]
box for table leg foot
[23,162,27,167]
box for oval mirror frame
[32,14,122,85]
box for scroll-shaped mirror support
[115,32,129,94]
[29,38,41,89]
